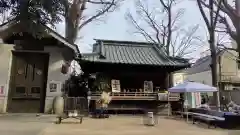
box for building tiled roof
[0,20,80,54]
[178,50,224,75]
[81,39,190,67]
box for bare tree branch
[217,43,237,51]
[174,25,200,57]
[197,0,211,29]
[126,0,201,57]
[87,0,114,4]
[199,0,240,52]
[79,0,117,30]
[135,1,162,44]
[65,0,121,43]
[126,11,157,43]
[213,0,223,28]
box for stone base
[0,97,8,113]
[44,97,55,114]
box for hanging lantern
[61,62,70,74]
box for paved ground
[0,114,237,135]
[0,113,55,135]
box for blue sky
[56,0,209,58]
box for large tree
[199,1,240,57]
[0,0,121,43]
[126,0,201,57]
[64,0,121,44]
[0,0,67,36]
[196,0,223,109]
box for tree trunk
[237,39,240,69]
[209,38,219,108]
[65,17,77,44]
[209,0,220,109]
[236,0,240,69]
[65,0,83,44]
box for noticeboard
[111,79,121,93]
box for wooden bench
[192,113,225,128]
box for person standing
[201,96,206,105]
[198,95,210,109]
[221,96,228,111]
[95,91,112,118]
[100,91,111,118]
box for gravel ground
[0,113,55,135]
[43,115,228,135]
[0,114,236,135]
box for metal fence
[63,97,88,116]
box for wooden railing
[157,93,180,101]
[90,92,180,101]
[220,74,240,83]
[90,92,157,100]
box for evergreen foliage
[0,0,68,37]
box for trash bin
[143,112,155,126]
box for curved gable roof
[81,39,190,67]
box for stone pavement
[0,114,235,135]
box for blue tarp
[168,82,218,93]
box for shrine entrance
[7,52,49,113]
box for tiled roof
[0,20,80,54]
[81,39,189,67]
[178,50,224,75]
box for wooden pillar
[164,73,169,89]
[169,73,173,87]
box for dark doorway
[7,52,49,113]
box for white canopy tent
[167,81,218,121]
[168,82,218,93]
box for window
[31,87,40,94]
[14,87,26,97]
[50,83,57,92]
[15,87,26,94]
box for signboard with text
[111,80,121,93]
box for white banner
[195,92,202,107]
[111,79,121,93]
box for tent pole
[185,93,189,122]
[168,92,170,116]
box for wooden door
[8,52,48,113]
[12,53,29,98]
[27,55,45,98]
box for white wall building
[0,21,80,113]
[173,40,240,106]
